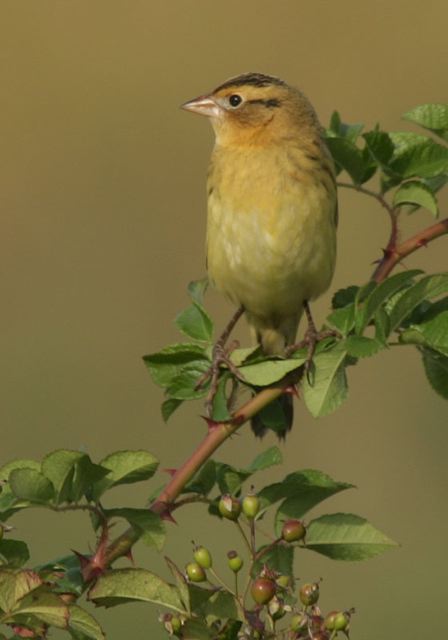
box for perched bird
[182,72,337,436]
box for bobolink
[182,72,337,436]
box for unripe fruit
[299,582,320,606]
[290,613,307,632]
[324,610,350,631]
[227,550,243,573]
[276,574,291,589]
[170,616,182,634]
[251,577,276,605]
[242,494,260,519]
[185,562,206,583]
[218,495,241,521]
[281,519,306,543]
[268,596,286,620]
[193,545,212,569]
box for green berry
[170,616,182,634]
[242,494,260,519]
[227,550,243,573]
[218,495,242,521]
[193,545,212,569]
[299,582,320,606]
[290,613,307,632]
[251,577,276,605]
[276,574,291,589]
[281,519,306,543]
[185,562,206,583]
[324,610,350,631]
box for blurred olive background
[1,1,447,638]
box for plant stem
[235,520,253,557]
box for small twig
[372,216,448,281]
[235,520,253,557]
[337,181,395,216]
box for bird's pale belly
[207,186,336,321]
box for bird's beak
[181,94,222,118]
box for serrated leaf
[388,274,448,333]
[326,137,367,184]
[403,104,448,140]
[345,336,384,358]
[400,311,448,356]
[215,463,251,495]
[165,557,190,613]
[9,469,55,504]
[238,357,305,386]
[202,591,239,622]
[327,304,355,335]
[36,555,85,597]
[211,374,232,422]
[0,459,41,483]
[229,346,260,366]
[0,569,42,613]
[68,605,105,640]
[259,469,353,512]
[105,509,165,550]
[183,460,216,496]
[245,447,283,473]
[92,450,158,499]
[393,180,438,217]
[0,540,30,568]
[161,398,183,422]
[166,360,211,399]
[187,278,209,305]
[41,451,109,504]
[355,270,422,335]
[88,568,185,613]
[389,134,448,178]
[422,348,448,399]
[306,513,398,560]
[363,130,395,166]
[175,303,213,342]
[327,112,364,142]
[13,592,69,628]
[251,544,294,578]
[143,343,209,388]
[332,286,359,309]
[182,619,213,640]
[302,343,348,417]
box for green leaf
[0,539,30,568]
[166,361,211,399]
[327,304,355,335]
[245,447,283,473]
[302,343,348,417]
[400,311,448,356]
[12,592,69,628]
[238,356,305,386]
[0,459,40,483]
[41,451,109,504]
[259,469,353,512]
[326,137,368,184]
[181,619,213,640]
[229,346,260,366]
[105,509,165,550]
[345,336,384,358]
[143,343,209,388]
[183,460,216,496]
[165,557,190,613]
[403,104,448,140]
[327,112,364,142]
[354,270,422,335]
[161,398,184,422]
[175,303,213,342]
[68,605,105,640]
[306,513,398,560]
[93,450,158,499]
[389,133,448,178]
[422,348,448,399]
[252,544,294,579]
[9,469,55,504]
[36,555,84,596]
[388,274,448,333]
[393,180,438,217]
[201,591,239,622]
[363,130,395,166]
[89,568,185,613]
[211,374,232,422]
[332,286,359,309]
[0,569,42,613]
[215,463,251,495]
[187,278,209,305]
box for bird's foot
[195,306,245,418]
[285,301,341,383]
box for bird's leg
[286,301,340,380]
[195,305,245,417]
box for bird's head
[181,72,320,147]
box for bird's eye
[228,94,242,108]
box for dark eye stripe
[247,98,281,108]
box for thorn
[283,384,299,397]
[201,415,221,431]
[162,468,177,477]
[417,238,428,248]
[125,549,135,565]
[160,510,177,524]
[231,413,245,426]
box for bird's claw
[286,327,341,385]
